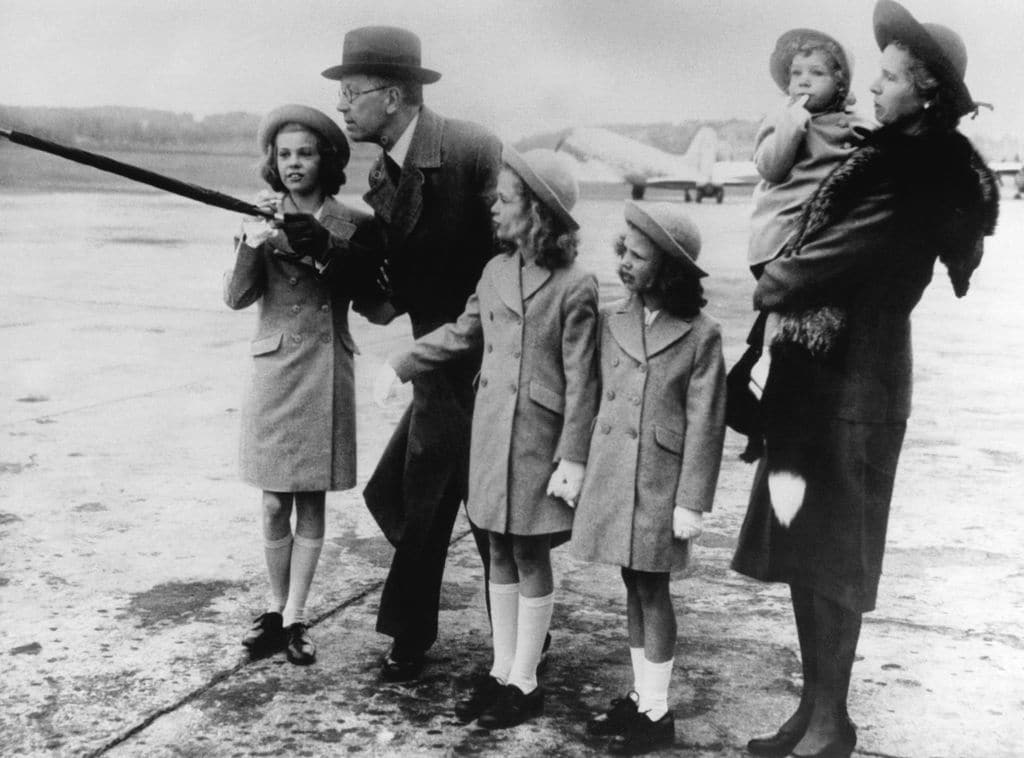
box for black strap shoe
[454,672,504,723]
[285,623,316,666]
[608,710,675,755]
[747,726,805,756]
[241,612,285,658]
[476,684,544,730]
[587,691,640,735]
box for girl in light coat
[377,148,599,729]
[573,201,726,755]
[225,104,377,666]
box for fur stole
[771,125,1000,357]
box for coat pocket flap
[250,332,283,356]
[654,424,684,454]
[528,380,565,415]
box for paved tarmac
[1,188,1023,757]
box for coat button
[489,311,494,321]
[601,424,611,434]
[291,304,300,314]
[487,344,493,353]
[289,276,298,285]
[842,142,852,149]
[480,377,489,387]
[321,334,331,344]
[631,396,641,406]
[627,429,638,439]
[638,364,647,373]
[512,350,521,359]
[606,390,615,400]
[510,383,517,393]
[838,118,848,127]
[612,358,620,367]
[292,334,301,343]
[321,304,329,312]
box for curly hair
[259,123,347,197]
[781,36,851,112]
[890,39,960,133]
[615,224,706,318]
[498,168,579,270]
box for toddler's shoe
[587,691,639,735]
[476,684,544,729]
[285,622,316,665]
[241,612,285,658]
[608,710,675,755]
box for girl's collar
[281,192,326,217]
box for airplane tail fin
[680,126,719,183]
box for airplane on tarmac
[991,160,1024,198]
[555,125,760,202]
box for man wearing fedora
[321,25,501,681]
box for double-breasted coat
[573,296,726,572]
[391,251,600,535]
[224,198,371,492]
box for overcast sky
[2,0,1022,146]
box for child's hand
[253,190,283,216]
[672,507,704,541]
[372,361,400,407]
[240,216,275,247]
[546,460,585,507]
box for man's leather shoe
[608,710,675,755]
[241,612,285,658]
[285,623,316,665]
[587,692,639,736]
[454,672,504,723]
[747,726,805,756]
[380,647,425,682]
[476,684,544,729]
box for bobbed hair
[259,123,347,197]
[498,168,579,270]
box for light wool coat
[573,297,726,572]
[748,108,870,269]
[224,198,370,491]
[391,251,599,535]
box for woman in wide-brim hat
[732,2,999,756]
[377,147,599,728]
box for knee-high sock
[630,647,645,694]
[283,534,323,626]
[507,592,554,694]
[264,533,293,614]
[638,657,673,721]
[488,581,520,683]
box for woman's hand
[546,460,585,508]
[372,362,400,407]
[673,507,704,541]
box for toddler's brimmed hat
[770,28,854,93]
[873,0,974,116]
[503,147,580,231]
[257,105,350,168]
[321,26,441,84]
[625,201,706,278]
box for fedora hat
[769,28,854,94]
[625,201,706,278]
[257,104,350,167]
[873,0,974,116]
[503,147,580,231]
[321,26,441,84]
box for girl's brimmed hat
[257,105,350,168]
[873,0,974,116]
[625,201,706,278]
[770,28,854,93]
[321,26,441,84]
[503,146,580,231]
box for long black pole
[1,127,275,219]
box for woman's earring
[924,101,933,110]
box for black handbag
[725,311,768,462]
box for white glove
[372,361,400,407]
[240,191,282,246]
[546,459,585,508]
[673,507,704,541]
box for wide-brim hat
[321,25,441,84]
[873,0,974,116]
[625,201,706,278]
[503,146,580,232]
[770,28,854,93]
[257,105,350,167]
